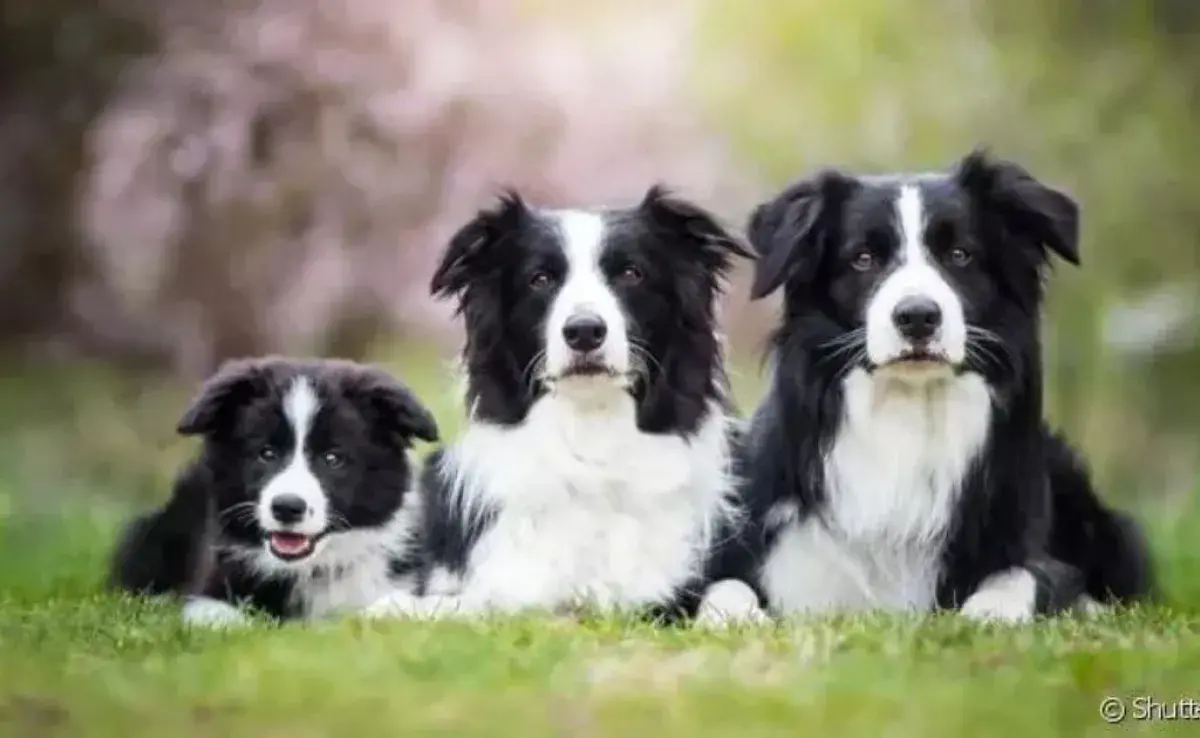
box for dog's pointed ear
[176,359,270,437]
[748,171,852,300]
[430,190,528,299]
[349,366,440,446]
[639,185,754,274]
[955,147,1080,266]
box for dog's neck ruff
[825,368,992,544]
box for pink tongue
[270,533,312,555]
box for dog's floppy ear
[349,365,440,446]
[176,359,270,437]
[429,190,529,299]
[639,185,754,274]
[748,171,852,300]
[954,147,1080,266]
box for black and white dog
[110,357,440,626]
[367,186,764,624]
[739,149,1155,622]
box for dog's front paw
[1072,595,1112,618]
[959,595,1033,624]
[694,579,771,628]
[959,569,1037,624]
[182,597,252,629]
[363,591,465,620]
[363,591,426,619]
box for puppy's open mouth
[265,532,325,561]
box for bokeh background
[1,0,1198,594]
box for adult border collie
[368,186,764,624]
[740,149,1155,622]
[110,357,440,626]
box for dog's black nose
[562,313,608,352]
[270,494,308,525]
[892,297,942,341]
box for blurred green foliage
[695,0,1200,502]
[0,0,1195,510]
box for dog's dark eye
[616,264,643,285]
[321,450,345,469]
[258,446,279,462]
[851,250,876,272]
[948,247,973,267]
[529,271,555,291]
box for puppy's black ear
[639,185,754,275]
[748,171,852,300]
[429,190,529,299]
[349,366,440,446]
[955,147,1080,266]
[176,359,270,437]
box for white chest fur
[761,369,992,616]
[438,386,736,613]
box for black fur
[739,148,1153,616]
[408,449,497,593]
[109,357,438,622]
[1045,433,1158,603]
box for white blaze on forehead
[284,375,320,440]
[896,184,928,267]
[257,376,328,536]
[543,209,631,378]
[556,210,607,266]
[863,184,968,367]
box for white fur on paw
[182,597,251,629]
[363,591,465,620]
[959,568,1037,624]
[694,579,771,628]
[1074,595,1112,617]
[362,591,425,619]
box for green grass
[1,354,1199,737]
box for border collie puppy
[110,357,439,626]
[368,186,763,624]
[740,149,1155,623]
